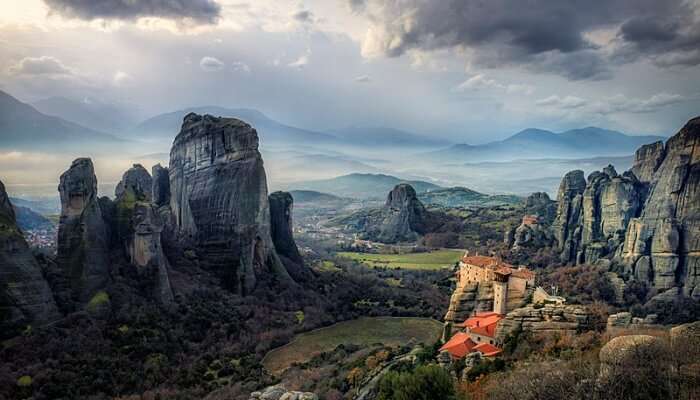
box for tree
[377,365,455,400]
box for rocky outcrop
[151,164,170,208]
[619,117,700,298]
[525,192,557,221]
[0,179,60,332]
[168,113,293,294]
[249,385,318,400]
[115,164,152,203]
[269,191,310,282]
[507,215,553,249]
[631,141,666,184]
[56,158,111,307]
[338,184,430,244]
[269,191,302,263]
[552,167,642,265]
[549,117,700,300]
[551,170,586,263]
[495,303,595,343]
[444,281,494,325]
[126,203,174,304]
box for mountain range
[0,90,124,151]
[426,127,665,162]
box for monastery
[441,252,536,360]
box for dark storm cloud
[615,14,700,67]
[43,0,221,24]
[351,0,698,78]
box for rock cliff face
[0,179,60,332]
[444,281,494,325]
[495,303,595,343]
[619,117,700,298]
[56,158,111,306]
[269,191,311,283]
[168,113,292,294]
[552,167,642,265]
[552,116,700,299]
[127,203,174,304]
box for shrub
[377,365,455,400]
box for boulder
[56,158,111,307]
[168,113,293,294]
[0,179,60,332]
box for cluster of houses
[440,252,562,361]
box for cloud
[199,56,224,71]
[354,75,370,83]
[231,61,251,73]
[454,74,534,95]
[349,0,698,79]
[612,14,700,68]
[43,0,222,24]
[536,95,587,109]
[112,70,133,86]
[7,56,73,76]
[288,50,310,68]
[590,93,693,114]
[537,92,695,114]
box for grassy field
[262,317,443,374]
[337,249,463,270]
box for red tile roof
[473,343,503,357]
[439,332,476,358]
[511,268,535,280]
[463,312,504,338]
[462,255,514,269]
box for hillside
[0,90,124,151]
[31,96,140,134]
[289,190,346,203]
[418,187,522,208]
[287,173,443,199]
[427,127,664,162]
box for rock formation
[269,191,302,263]
[168,113,293,294]
[269,191,311,282]
[127,203,174,304]
[151,164,170,208]
[506,215,553,249]
[115,164,152,203]
[444,281,494,325]
[338,183,430,243]
[249,385,318,400]
[495,303,595,343]
[619,117,700,298]
[56,158,111,307]
[550,117,700,300]
[552,167,642,265]
[0,179,60,332]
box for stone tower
[493,271,509,315]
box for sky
[1,0,700,142]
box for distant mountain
[13,205,54,231]
[9,197,61,215]
[418,187,522,208]
[0,90,124,151]
[332,126,450,148]
[130,106,339,145]
[287,173,443,199]
[32,96,141,134]
[427,126,665,162]
[289,190,346,203]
